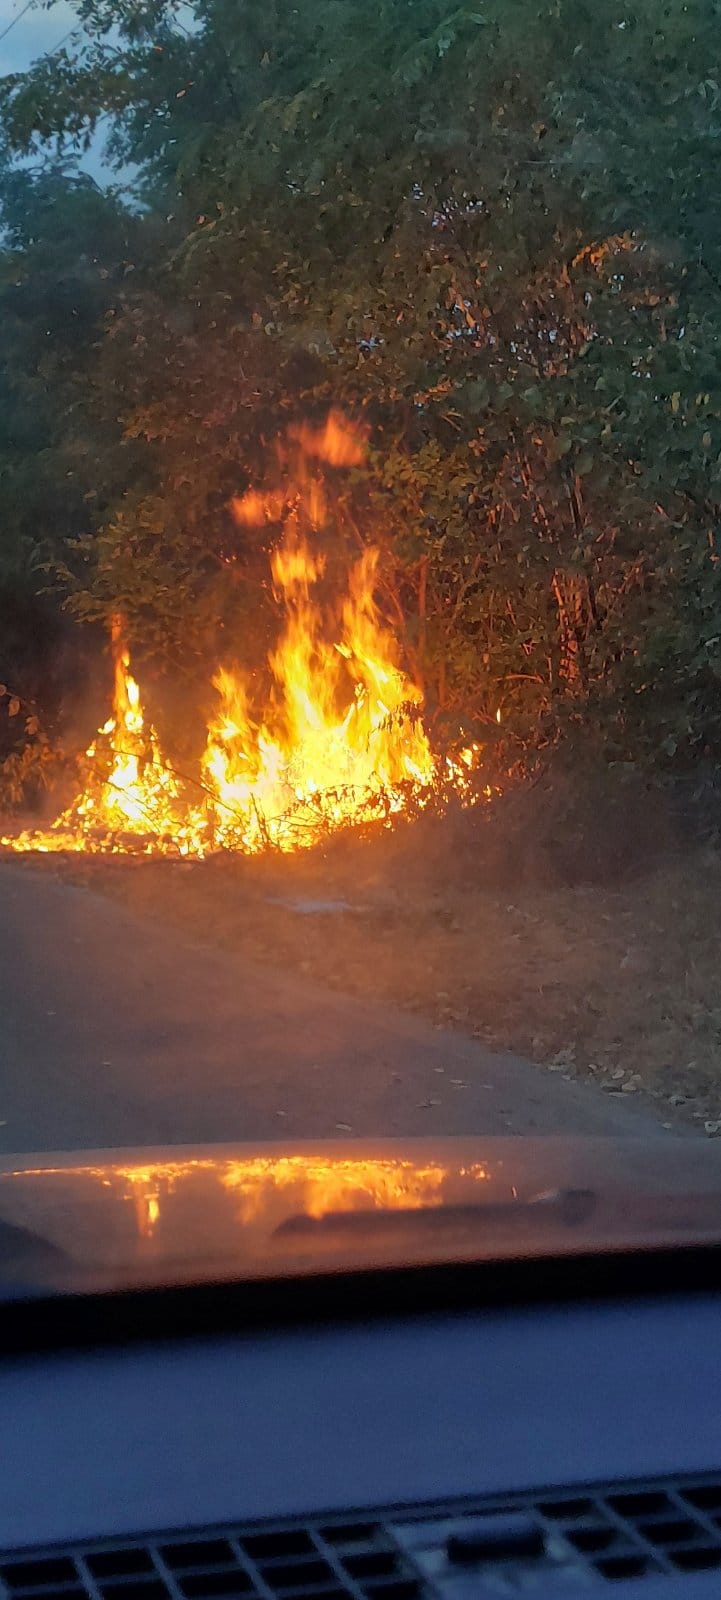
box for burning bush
[2,417,490,857]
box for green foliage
[0,675,71,810]
[0,732,69,811]
[1,0,721,781]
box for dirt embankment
[22,767,721,1136]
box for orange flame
[7,1156,490,1240]
[2,617,190,854]
[218,1155,488,1222]
[230,487,286,526]
[2,413,490,858]
[201,515,437,851]
[289,410,367,467]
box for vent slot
[596,1555,652,1581]
[1,1563,79,1589]
[5,1469,721,1598]
[160,1549,236,1574]
[671,1547,721,1571]
[256,1561,334,1592]
[85,1558,155,1582]
[95,1583,166,1600]
[177,1574,253,1599]
[242,1541,314,1564]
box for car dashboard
[1,1255,721,1600]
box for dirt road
[0,863,682,1152]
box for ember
[2,414,491,858]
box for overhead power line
[0,0,34,48]
[0,1,81,58]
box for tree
[1,0,721,764]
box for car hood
[0,1135,719,1295]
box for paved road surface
[0,864,676,1152]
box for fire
[2,413,490,858]
[202,529,438,852]
[219,1155,461,1221]
[3,614,190,855]
[288,409,367,467]
[230,487,286,526]
[5,1155,490,1240]
[97,617,186,841]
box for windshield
[0,0,718,1283]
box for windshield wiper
[274,1188,596,1239]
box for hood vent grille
[3,1471,721,1596]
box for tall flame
[96,615,185,839]
[2,413,487,858]
[202,528,436,852]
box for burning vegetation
[2,414,489,859]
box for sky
[0,0,77,78]
[0,0,136,187]
[0,0,196,186]
[0,0,110,182]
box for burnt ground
[13,767,721,1139]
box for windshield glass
[0,0,718,1284]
